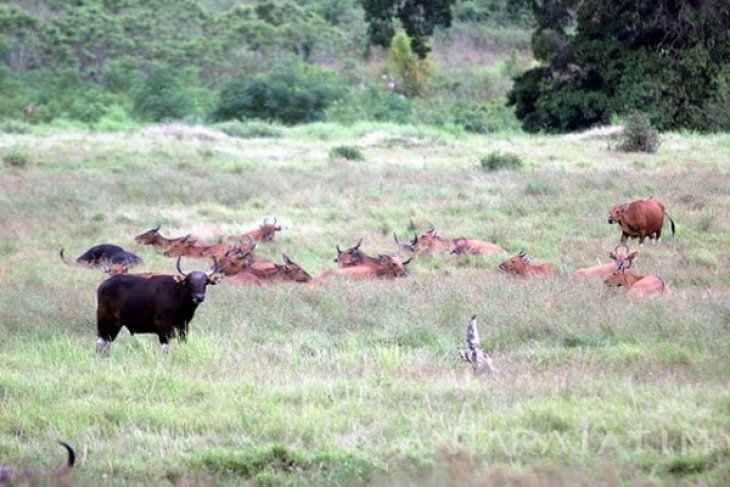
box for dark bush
[0,120,30,134]
[2,150,29,168]
[213,61,343,125]
[329,145,364,161]
[214,120,283,139]
[480,151,523,171]
[616,113,660,153]
[133,65,194,122]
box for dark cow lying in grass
[60,244,142,268]
[0,441,75,487]
[95,257,220,355]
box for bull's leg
[96,306,122,356]
[638,232,647,247]
[621,233,629,243]
[654,227,662,245]
[158,332,173,354]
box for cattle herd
[0,196,677,483]
[52,196,677,357]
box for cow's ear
[208,274,222,285]
[174,274,186,283]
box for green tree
[133,65,195,122]
[361,0,455,58]
[507,0,730,132]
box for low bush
[0,120,30,134]
[616,113,660,153]
[214,120,284,139]
[329,145,364,161]
[479,151,523,171]
[2,150,30,168]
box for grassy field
[0,124,729,486]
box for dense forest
[1,0,727,132]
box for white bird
[459,315,497,375]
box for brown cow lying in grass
[574,244,637,279]
[316,254,411,282]
[498,251,555,277]
[604,262,666,298]
[0,441,75,487]
[223,217,282,244]
[134,225,204,250]
[223,254,311,286]
[164,235,256,260]
[334,237,383,268]
[450,236,504,256]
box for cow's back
[626,198,665,233]
[628,274,665,297]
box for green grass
[0,126,729,485]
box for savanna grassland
[0,125,729,486]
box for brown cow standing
[498,251,555,277]
[608,196,675,245]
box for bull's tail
[59,248,74,266]
[54,441,75,477]
[666,213,676,238]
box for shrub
[329,145,364,161]
[479,151,523,171]
[133,65,194,122]
[616,113,660,153]
[386,32,435,97]
[0,120,30,134]
[2,150,29,168]
[214,120,283,139]
[213,61,343,125]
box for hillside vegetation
[0,126,729,485]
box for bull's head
[450,237,469,255]
[334,237,364,266]
[102,263,128,276]
[393,233,417,255]
[498,250,529,274]
[608,244,637,270]
[258,217,282,241]
[378,254,411,277]
[134,224,162,244]
[218,248,252,275]
[607,203,627,225]
[280,254,312,282]
[175,257,221,303]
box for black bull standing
[95,257,220,355]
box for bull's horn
[59,248,73,265]
[283,254,293,265]
[519,250,527,257]
[273,217,277,225]
[208,257,221,276]
[427,224,435,232]
[154,224,161,232]
[614,243,629,254]
[355,236,363,249]
[176,256,188,276]
[393,233,400,245]
[336,244,342,253]
[412,234,418,245]
[402,257,413,266]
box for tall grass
[0,128,729,485]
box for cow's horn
[402,257,413,266]
[614,243,629,254]
[154,223,161,232]
[336,244,342,253]
[208,257,221,276]
[393,232,400,245]
[355,236,363,249]
[283,254,293,265]
[519,250,527,257]
[273,217,277,225]
[176,256,188,276]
